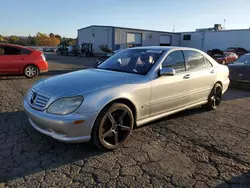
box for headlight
[47,96,83,115]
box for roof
[127,46,200,51]
[78,25,179,35]
[0,43,34,50]
[181,28,250,34]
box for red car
[207,49,238,65]
[0,43,48,78]
[226,47,248,57]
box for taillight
[41,53,46,61]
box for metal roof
[78,25,179,34]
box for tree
[55,34,61,40]
[50,36,60,46]
[0,35,7,43]
[8,35,20,44]
[68,39,76,46]
[36,33,60,46]
[28,36,36,46]
[49,33,55,38]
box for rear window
[227,48,236,52]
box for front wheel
[24,65,39,78]
[92,103,134,150]
[203,83,222,110]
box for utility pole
[172,23,175,32]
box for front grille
[28,89,50,110]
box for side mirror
[159,68,175,76]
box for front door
[149,50,190,116]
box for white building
[78,24,250,54]
[77,25,180,54]
[180,28,250,52]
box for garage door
[160,35,171,46]
[127,33,142,44]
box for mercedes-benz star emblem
[30,93,37,104]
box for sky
[1,0,250,38]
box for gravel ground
[0,54,249,188]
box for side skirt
[136,100,207,127]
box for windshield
[233,54,250,65]
[97,49,164,75]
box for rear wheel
[203,83,222,110]
[92,103,134,150]
[24,65,39,78]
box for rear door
[0,46,24,74]
[182,50,216,103]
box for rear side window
[2,46,21,55]
[204,57,213,67]
[21,48,32,55]
[183,50,207,71]
[162,50,185,73]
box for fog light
[73,120,85,125]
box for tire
[24,65,39,78]
[203,83,222,110]
[92,103,134,150]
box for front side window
[2,46,21,55]
[161,50,185,73]
[183,50,207,71]
[97,49,164,75]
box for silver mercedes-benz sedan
[23,46,230,150]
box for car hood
[33,69,142,96]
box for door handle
[210,70,215,74]
[183,74,190,79]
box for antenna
[173,23,175,32]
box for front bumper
[23,98,98,143]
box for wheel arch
[102,98,137,122]
[215,80,223,89]
[23,64,40,74]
